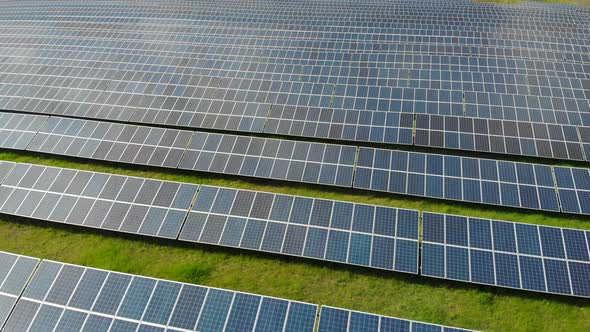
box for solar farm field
[0,0,589,331]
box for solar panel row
[354,147,561,212]
[0,163,199,239]
[0,163,588,298]
[422,212,590,298]
[263,106,415,146]
[0,22,585,67]
[318,306,472,332]
[5,259,318,332]
[415,114,586,161]
[7,58,590,127]
[2,113,589,215]
[0,251,475,332]
[7,110,590,162]
[2,42,587,91]
[179,185,420,274]
[27,117,193,169]
[0,252,40,329]
[0,3,586,59]
[179,132,357,187]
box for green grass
[0,151,589,331]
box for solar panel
[0,252,40,329]
[4,259,318,332]
[421,212,590,298]
[179,132,357,187]
[264,106,414,145]
[0,113,47,150]
[353,147,560,212]
[179,185,420,274]
[27,117,193,168]
[415,114,586,161]
[318,306,474,332]
[0,163,199,239]
[554,166,590,215]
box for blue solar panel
[179,185,420,274]
[354,148,560,212]
[421,212,590,298]
[179,132,356,187]
[318,306,474,332]
[0,251,40,329]
[27,117,193,168]
[554,166,590,215]
[5,259,318,331]
[415,114,586,161]
[0,163,199,239]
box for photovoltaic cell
[421,212,590,298]
[179,185,420,274]
[0,251,40,329]
[0,161,16,185]
[4,259,319,332]
[0,163,199,239]
[318,306,474,332]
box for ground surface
[0,151,588,331]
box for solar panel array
[0,163,588,298]
[179,132,357,187]
[354,147,560,212]
[0,113,586,215]
[0,0,587,161]
[421,212,590,298]
[179,185,420,274]
[318,306,473,332]
[4,259,319,332]
[0,252,39,329]
[0,163,199,239]
[0,2,589,326]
